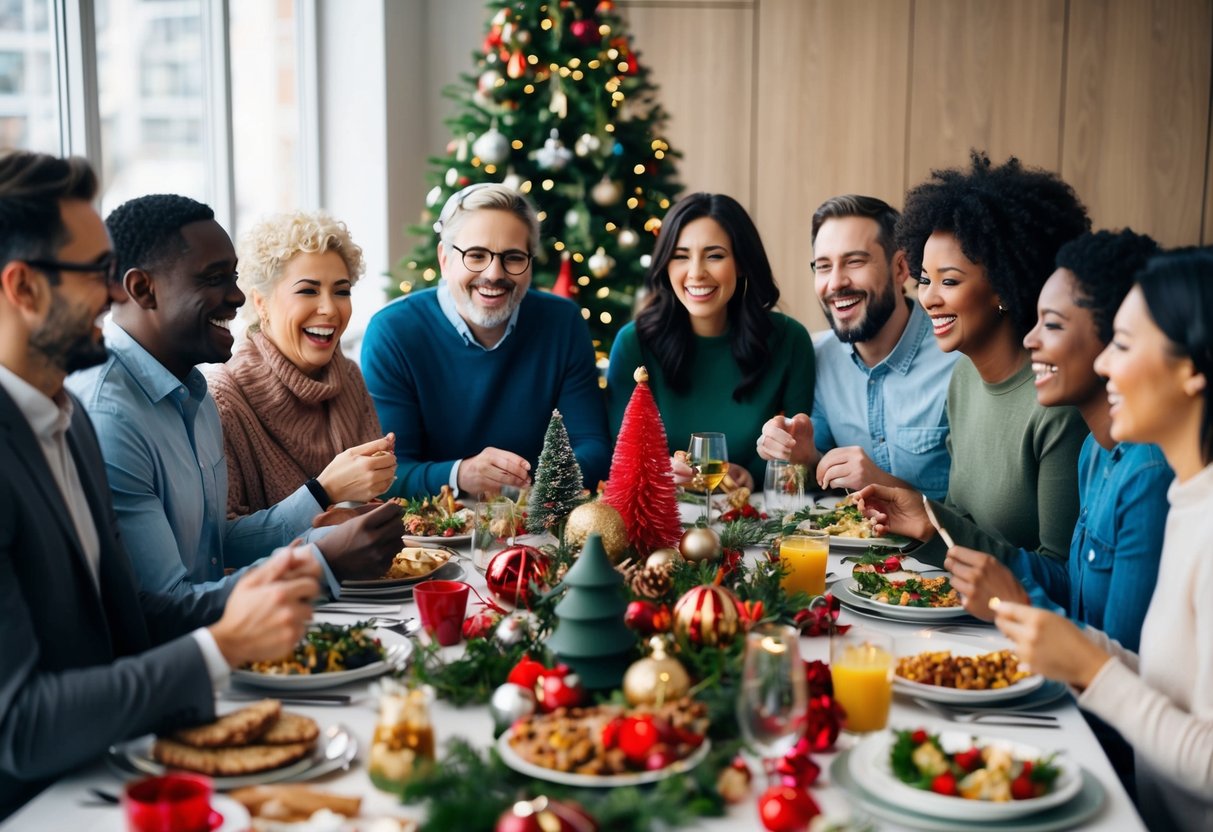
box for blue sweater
[1010,435,1172,651]
[361,287,611,498]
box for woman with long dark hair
[993,248,1213,832]
[606,192,814,486]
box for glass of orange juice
[780,531,829,598]
[830,629,894,733]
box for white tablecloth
[2,542,1147,831]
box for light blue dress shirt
[810,301,959,499]
[1013,435,1172,651]
[67,322,334,598]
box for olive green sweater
[606,313,815,485]
[918,357,1089,567]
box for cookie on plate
[172,699,281,748]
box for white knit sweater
[1079,461,1213,832]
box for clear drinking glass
[688,432,728,525]
[830,628,895,734]
[737,624,808,769]
[763,459,808,520]
[471,496,517,572]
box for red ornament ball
[757,785,820,832]
[672,584,741,647]
[569,18,600,44]
[486,545,547,607]
[495,796,597,832]
[624,600,671,635]
[536,667,586,712]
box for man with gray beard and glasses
[757,195,958,499]
[361,183,610,498]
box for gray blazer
[0,387,229,818]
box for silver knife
[224,692,352,706]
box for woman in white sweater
[994,248,1213,832]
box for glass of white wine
[688,432,728,525]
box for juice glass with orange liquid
[780,531,829,597]
[830,629,894,733]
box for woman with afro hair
[856,152,1091,569]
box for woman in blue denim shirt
[944,229,1172,797]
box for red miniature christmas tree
[602,366,683,555]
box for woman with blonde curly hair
[209,212,396,516]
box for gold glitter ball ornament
[623,637,690,706]
[564,501,629,562]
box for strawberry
[443,528,455,537]
[954,747,982,772]
[910,729,929,745]
[1011,774,1035,800]
[930,772,958,796]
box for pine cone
[630,563,673,599]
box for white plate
[849,730,1082,821]
[342,548,460,588]
[404,533,472,546]
[108,723,357,791]
[893,634,1044,704]
[496,729,710,787]
[230,631,411,691]
[340,562,467,599]
[831,577,971,622]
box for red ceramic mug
[414,579,471,646]
[124,773,216,832]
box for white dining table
[2,534,1148,832]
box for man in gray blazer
[0,151,322,819]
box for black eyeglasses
[25,254,119,285]
[451,244,533,275]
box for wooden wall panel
[1206,119,1213,244]
[907,0,1066,188]
[1063,0,1212,246]
[618,3,755,203]
[753,0,912,333]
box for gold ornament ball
[564,501,629,562]
[679,526,721,564]
[622,640,690,706]
[645,547,680,570]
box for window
[0,0,58,154]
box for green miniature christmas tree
[546,532,636,689]
[527,409,584,537]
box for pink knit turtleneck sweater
[209,331,382,517]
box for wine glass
[688,432,728,524]
[737,624,808,776]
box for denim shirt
[810,301,959,499]
[67,322,332,598]
[1014,434,1172,651]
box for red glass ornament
[672,584,741,647]
[617,715,659,761]
[569,18,600,45]
[506,656,547,690]
[506,50,527,79]
[757,785,820,832]
[535,666,585,712]
[624,600,671,635]
[495,797,598,832]
[486,545,546,607]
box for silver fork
[913,697,1060,728]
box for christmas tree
[546,532,636,688]
[602,366,683,555]
[527,409,585,536]
[394,0,683,352]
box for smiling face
[813,216,900,343]
[1022,267,1107,408]
[255,250,351,377]
[667,216,737,337]
[1093,286,1199,447]
[917,231,1004,356]
[438,209,532,342]
[152,219,244,370]
[27,199,121,377]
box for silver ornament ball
[489,683,536,737]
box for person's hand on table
[993,601,1111,689]
[316,433,398,503]
[670,451,694,485]
[727,463,754,492]
[316,500,404,581]
[757,413,818,467]
[210,546,319,666]
[853,483,934,541]
[945,545,1030,621]
[815,446,887,493]
[458,447,531,496]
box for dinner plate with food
[894,635,1045,704]
[788,502,912,550]
[830,567,971,622]
[392,487,473,543]
[230,622,411,691]
[108,700,357,790]
[497,698,711,787]
[342,546,458,589]
[848,728,1083,822]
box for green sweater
[606,313,815,485]
[918,357,1089,567]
